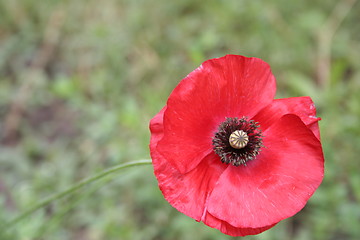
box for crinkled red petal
[202,211,277,237]
[254,96,321,140]
[150,107,228,221]
[149,106,167,142]
[157,55,276,174]
[207,114,324,228]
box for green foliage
[0,0,359,239]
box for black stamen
[212,117,263,166]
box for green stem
[35,176,112,237]
[6,159,152,229]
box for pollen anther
[212,117,263,166]
[229,130,249,149]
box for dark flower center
[212,117,263,166]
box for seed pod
[229,130,249,149]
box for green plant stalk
[5,159,152,229]
[35,176,113,238]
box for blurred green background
[0,0,359,239]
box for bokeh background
[1,0,360,239]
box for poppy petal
[207,114,324,228]
[254,97,321,139]
[150,108,228,221]
[157,55,276,174]
[149,106,167,142]
[202,211,276,237]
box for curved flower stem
[5,159,152,229]
[35,177,112,238]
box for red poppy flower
[149,55,324,236]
